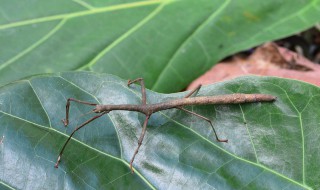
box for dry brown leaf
[188,42,320,90]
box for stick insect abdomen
[151,94,276,112]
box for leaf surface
[1,0,320,92]
[1,72,319,189]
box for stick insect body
[55,78,276,173]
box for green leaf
[1,0,320,92]
[1,72,319,189]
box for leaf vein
[72,0,95,10]
[151,0,232,90]
[0,0,165,30]
[27,80,52,128]
[224,0,320,54]
[262,81,306,185]
[239,105,259,163]
[0,19,66,72]
[76,2,168,70]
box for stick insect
[55,78,276,173]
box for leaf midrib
[0,0,170,30]
[76,2,167,71]
[151,0,232,90]
[222,0,320,55]
[0,181,15,190]
[0,20,67,71]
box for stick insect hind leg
[178,84,228,143]
[127,78,151,173]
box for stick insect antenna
[184,84,202,98]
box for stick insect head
[93,105,111,113]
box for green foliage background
[1,0,320,189]
[1,0,320,92]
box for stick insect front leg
[178,84,228,142]
[129,115,150,173]
[55,111,108,168]
[62,98,97,126]
[55,98,103,167]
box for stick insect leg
[62,98,97,126]
[128,78,146,105]
[184,84,202,98]
[130,115,150,173]
[177,107,228,143]
[55,111,107,168]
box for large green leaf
[1,0,320,92]
[0,72,319,189]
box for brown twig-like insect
[55,78,276,173]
